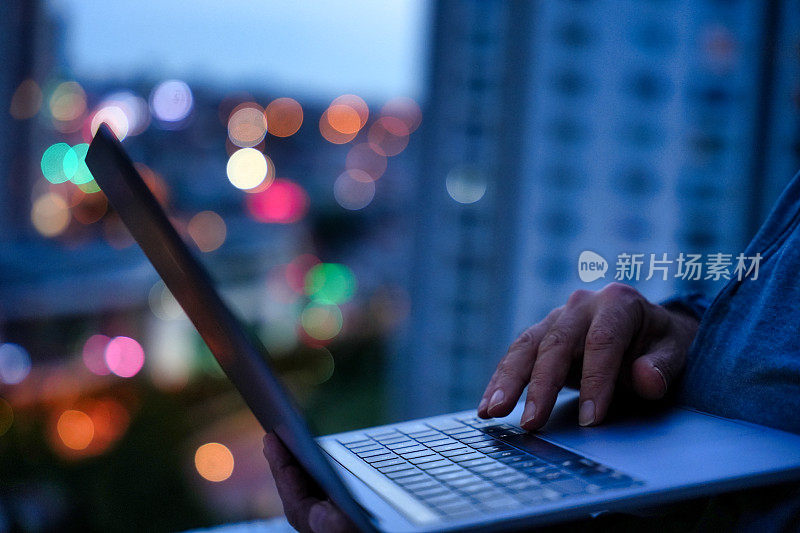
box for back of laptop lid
[86,125,375,532]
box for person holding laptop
[264,170,800,532]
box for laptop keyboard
[338,417,641,519]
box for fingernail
[489,389,504,411]
[521,402,537,428]
[579,400,595,426]
[478,398,488,412]
[653,365,668,392]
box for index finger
[578,302,638,426]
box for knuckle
[538,328,571,353]
[567,289,592,306]
[585,327,618,350]
[603,282,639,301]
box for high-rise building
[394,0,800,419]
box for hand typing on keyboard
[477,282,700,430]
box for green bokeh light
[40,142,74,184]
[304,263,356,304]
[69,143,94,185]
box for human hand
[263,433,356,533]
[478,283,700,430]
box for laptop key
[488,450,524,460]
[450,452,486,463]
[417,459,453,470]
[358,448,392,458]
[426,465,463,476]
[378,463,415,474]
[402,449,437,460]
[363,453,397,464]
[429,442,464,452]
[372,458,405,469]
[439,447,474,458]
[480,496,521,511]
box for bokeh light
[84,398,130,453]
[0,343,32,385]
[367,116,410,156]
[150,80,194,125]
[446,167,487,204]
[49,81,87,128]
[82,334,111,376]
[265,97,303,137]
[304,263,356,304]
[345,143,387,181]
[0,398,12,437]
[66,143,94,185]
[331,94,369,130]
[226,148,272,190]
[148,281,185,320]
[246,179,309,224]
[72,189,108,225]
[91,105,130,140]
[381,97,422,134]
[104,336,145,378]
[195,442,235,482]
[31,192,71,237]
[102,91,151,136]
[188,211,227,252]
[40,143,75,184]
[326,105,362,134]
[9,79,42,120]
[334,171,375,210]
[57,410,94,451]
[319,110,357,144]
[228,104,267,148]
[285,254,321,293]
[301,302,343,341]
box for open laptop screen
[86,124,374,531]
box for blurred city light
[334,170,376,210]
[0,343,32,385]
[101,90,151,136]
[445,166,487,204]
[195,442,235,482]
[226,148,271,191]
[304,263,356,304]
[82,334,111,376]
[188,211,227,252]
[265,97,303,137]
[31,192,71,237]
[380,96,422,133]
[245,179,308,223]
[345,143,387,181]
[90,105,130,140]
[148,281,186,321]
[227,103,267,148]
[104,336,145,378]
[301,302,343,341]
[9,78,42,120]
[40,142,75,184]
[49,81,87,131]
[367,116,409,156]
[56,409,94,451]
[150,79,193,126]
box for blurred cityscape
[0,0,799,531]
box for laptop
[86,124,800,532]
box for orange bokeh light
[265,97,304,137]
[57,410,94,450]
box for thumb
[631,348,684,400]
